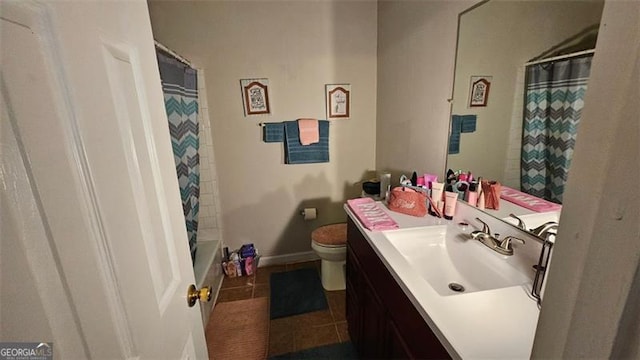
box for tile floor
[207,260,348,358]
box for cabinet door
[346,217,450,359]
[388,320,413,359]
[361,279,388,359]
[345,245,362,348]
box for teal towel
[263,122,284,142]
[284,120,329,164]
[460,115,477,133]
[448,116,462,154]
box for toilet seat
[312,241,344,249]
[311,223,347,247]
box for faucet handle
[508,213,527,230]
[531,221,559,236]
[498,236,525,252]
[475,217,491,235]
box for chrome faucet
[470,218,525,256]
[509,214,558,239]
[531,221,559,238]
[475,218,491,234]
[497,236,525,255]
[508,213,527,230]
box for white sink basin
[382,226,532,296]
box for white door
[0,1,208,358]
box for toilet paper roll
[302,208,317,220]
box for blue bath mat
[270,268,328,319]
[269,342,358,359]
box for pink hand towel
[298,118,319,145]
[500,186,562,212]
[347,198,399,231]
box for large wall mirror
[447,0,604,232]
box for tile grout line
[292,323,298,353]
[250,273,256,298]
[334,323,342,342]
[220,284,252,290]
[327,293,336,322]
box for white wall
[148,1,377,258]
[376,0,475,181]
[533,0,640,356]
[448,0,603,186]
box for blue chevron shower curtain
[157,50,200,264]
[521,55,592,203]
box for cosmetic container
[444,191,458,220]
[430,182,445,216]
[467,183,478,206]
[424,174,438,189]
[478,189,486,210]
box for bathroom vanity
[344,201,542,359]
[346,218,449,359]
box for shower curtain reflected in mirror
[521,55,593,204]
[157,50,200,264]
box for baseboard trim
[259,251,319,267]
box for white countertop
[344,202,540,359]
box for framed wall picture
[469,76,492,107]
[241,78,270,116]
[325,84,350,120]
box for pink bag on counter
[387,187,427,217]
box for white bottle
[379,173,391,200]
[477,189,485,210]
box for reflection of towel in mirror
[448,116,462,154]
[449,115,477,154]
[500,186,562,212]
[298,118,319,145]
[284,120,329,164]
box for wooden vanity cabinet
[346,218,450,359]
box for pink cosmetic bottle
[467,183,478,206]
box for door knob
[187,284,212,307]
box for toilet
[311,223,347,291]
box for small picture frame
[469,76,492,107]
[325,84,350,120]
[241,78,270,116]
